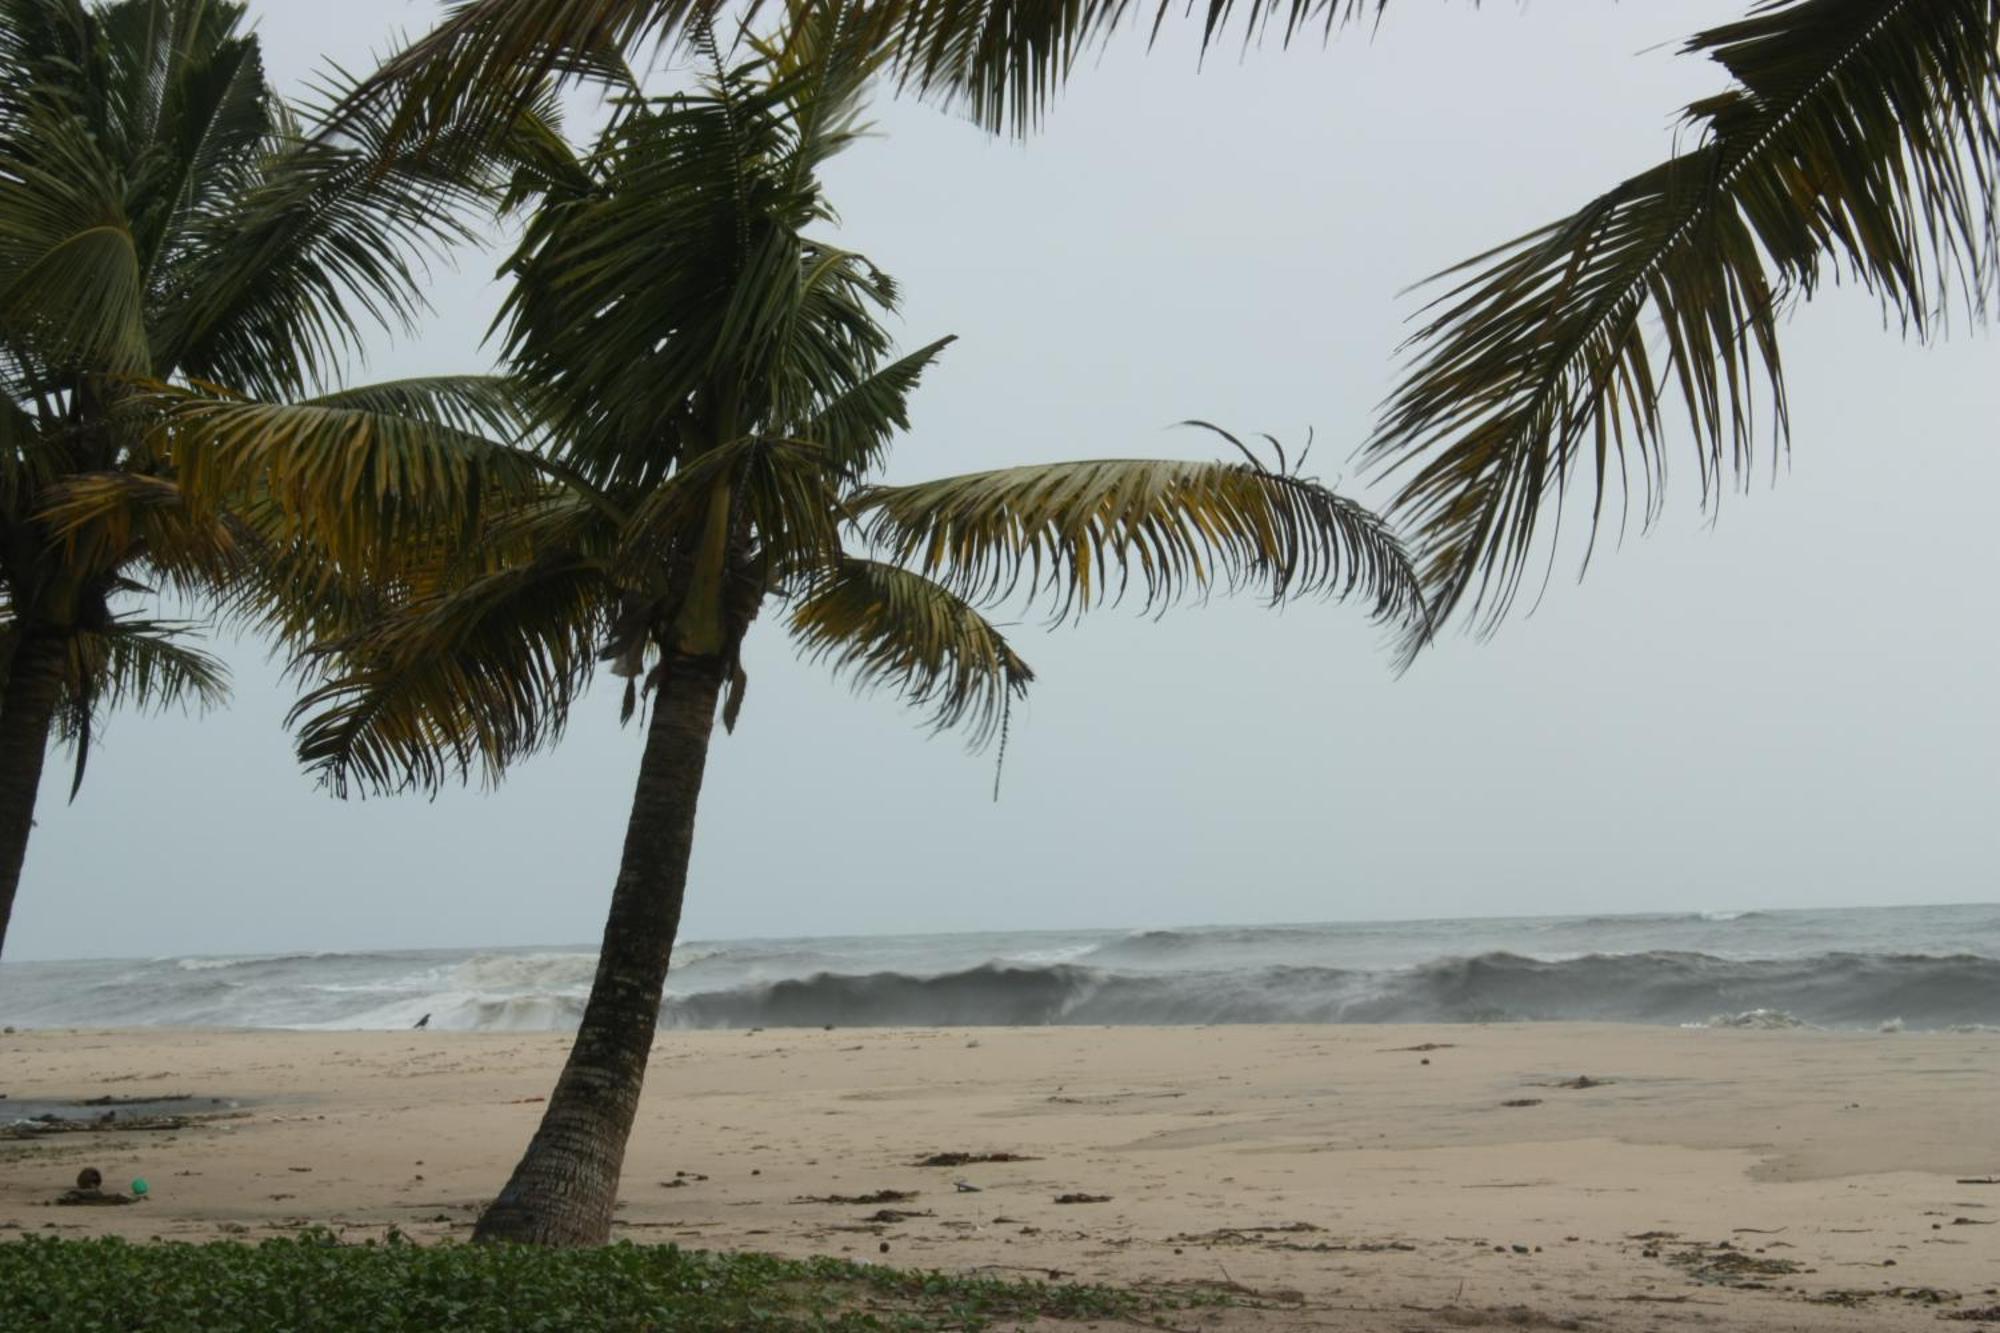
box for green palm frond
[289,555,615,796]
[798,335,954,477]
[152,73,500,399]
[0,109,151,374]
[856,453,1428,627]
[54,615,230,800]
[72,617,231,715]
[788,556,1033,749]
[335,0,1396,140]
[497,45,888,485]
[1371,0,2000,656]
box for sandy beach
[3,1023,1996,1330]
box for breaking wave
[654,950,2000,1032]
[6,904,1996,1033]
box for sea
[1,903,1996,1034]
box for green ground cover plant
[0,1231,1200,1331]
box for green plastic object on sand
[130,1178,148,1197]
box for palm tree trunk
[0,634,61,963]
[471,654,724,1246]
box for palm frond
[152,381,547,569]
[151,71,501,398]
[618,433,847,583]
[855,453,1427,628]
[289,555,615,797]
[0,108,151,374]
[788,555,1032,749]
[55,615,230,800]
[797,335,954,477]
[72,616,231,716]
[37,471,243,593]
[1370,0,2000,657]
[333,0,1398,141]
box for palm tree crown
[293,5,1424,800]
[0,0,524,957]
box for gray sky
[8,1,1996,961]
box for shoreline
[4,1023,1997,1330]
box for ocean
[2,903,1996,1033]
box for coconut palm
[341,0,2000,650]
[285,0,1425,1247]
[1367,0,2000,655]
[0,0,534,959]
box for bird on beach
[412,1014,431,1030]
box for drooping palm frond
[289,555,616,796]
[336,0,1399,142]
[787,555,1032,748]
[53,615,230,799]
[855,453,1428,627]
[151,380,547,569]
[1371,0,2000,659]
[150,72,504,400]
[0,107,152,376]
[37,472,243,594]
[69,617,231,715]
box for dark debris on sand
[914,1152,1038,1167]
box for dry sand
[3,1023,1997,1330]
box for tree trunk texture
[471,655,725,1246]
[0,633,61,963]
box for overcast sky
[6,1,1996,961]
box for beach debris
[3,1111,204,1139]
[1380,1043,1456,1053]
[1956,1177,2000,1185]
[1053,1193,1111,1205]
[55,1167,141,1207]
[794,1190,916,1205]
[1657,1240,1802,1288]
[659,1171,709,1189]
[914,1151,1038,1167]
[1499,1099,1543,1109]
[862,1209,932,1222]
[1547,1076,1610,1089]
[1943,1306,2000,1322]
[952,1180,981,1193]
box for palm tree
[1366,0,2000,653]
[283,0,1425,1247]
[335,0,2000,648]
[0,0,532,959]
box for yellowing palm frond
[38,472,243,593]
[1372,0,2000,655]
[154,380,546,569]
[856,454,1427,628]
[788,556,1032,749]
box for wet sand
[3,1023,1997,1330]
